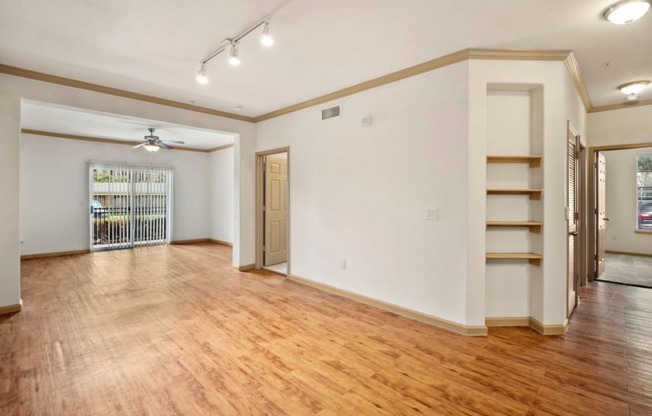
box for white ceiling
[21,101,234,150]
[1,0,651,116]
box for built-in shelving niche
[485,85,544,322]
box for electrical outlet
[340,260,347,270]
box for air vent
[322,105,340,120]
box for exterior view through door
[90,162,173,251]
[263,153,288,274]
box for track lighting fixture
[228,42,241,66]
[603,0,651,24]
[194,15,274,83]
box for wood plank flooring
[1,243,651,415]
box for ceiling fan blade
[158,142,173,149]
[165,140,185,144]
[132,143,146,148]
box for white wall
[603,148,652,254]
[0,87,20,308]
[485,90,538,318]
[468,60,587,326]
[0,73,255,308]
[209,147,234,243]
[588,105,652,147]
[256,62,471,326]
[20,135,212,255]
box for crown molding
[563,52,593,111]
[589,98,652,114]
[207,143,234,152]
[21,129,213,153]
[467,48,573,61]
[254,48,589,122]
[0,64,255,123]
[253,49,471,122]
[5,49,651,125]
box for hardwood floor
[2,243,651,415]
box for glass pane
[637,152,652,231]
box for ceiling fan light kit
[144,144,161,152]
[133,128,185,152]
[603,0,651,24]
[196,16,273,84]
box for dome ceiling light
[603,0,651,24]
[618,80,650,101]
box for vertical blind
[89,161,173,252]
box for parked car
[638,202,652,229]
[91,200,109,219]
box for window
[637,151,652,231]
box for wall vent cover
[322,105,340,120]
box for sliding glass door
[89,162,173,252]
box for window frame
[636,151,652,233]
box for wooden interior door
[567,131,579,315]
[264,156,288,266]
[596,153,607,277]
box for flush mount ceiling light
[603,0,651,24]
[195,16,274,84]
[618,80,650,101]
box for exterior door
[596,153,607,277]
[264,156,288,266]
[567,131,579,316]
[90,162,172,252]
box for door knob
[604,218,610,221]
[569,231,578,236]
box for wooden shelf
[486,221,543,233]
[486,252,542,266]
[487,155,542,168]
[486,189,542,200]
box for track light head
[228,42,241,66]
[260,21,274,47]
[195,64,209,84]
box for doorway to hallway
[591,145,652,289]
[256,148,290,275]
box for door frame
[587,141,652,281]
[255,147,291,274]
[567,122,586,317]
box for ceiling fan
[133,128,185,152]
